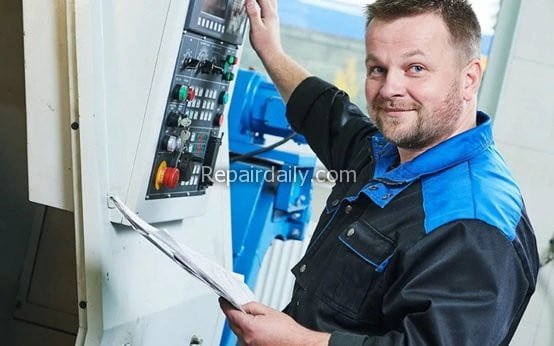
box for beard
[369,81,464,150]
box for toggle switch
[178,152,195,182]
[166,111,182,127]
[182,57,200,70]
[200,60,215,74]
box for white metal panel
[23,0,74,211]
[98,0,206,223]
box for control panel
[146,0,247,200]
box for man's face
[365,13,467,149]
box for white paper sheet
[109,195,257,311]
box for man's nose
[379,70,406,99]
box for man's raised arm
[245,0,311,102]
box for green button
[226,55,236,64]
[220,92,230,105]
[178,85,188,101]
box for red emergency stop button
[163,167,180,189]
[154,161,180,190]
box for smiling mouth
[381,108,416,115]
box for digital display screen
[226,0,247,36]
[201,0,228,20]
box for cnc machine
[22,0,248,344]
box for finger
[219,299,245,338]
[242,302,272,315]
[218,297,228,309]
[270,0,278,13]
[220,298,252,327]
[245,0,263,28]
[257,0,276,19]
[219,297,237,314]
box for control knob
[162,135,182,153]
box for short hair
[366,0,482,61]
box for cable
[230,132,297,163]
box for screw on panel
[79,301,87,309]
[295,195,307,206]
[71,122,79,130]
[190,335,203,345]
[290,228,301,239]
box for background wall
[491,0,554,344]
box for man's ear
[462,58,483,101]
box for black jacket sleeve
[286,77,377,172]
[329,219,538,346]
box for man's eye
[368,66,385,75]
[410,65,425,73]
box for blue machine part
[230,160,313,287]
[228,69,315,286]
[228,69,308,148]
[221,69,316,346]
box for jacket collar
[325,111,494,212]
[373,111,493,184]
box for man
[220,0,540,344]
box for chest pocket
[317,217,395,318]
